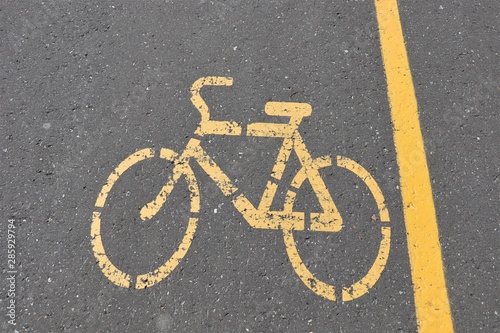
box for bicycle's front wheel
[282,155,390,302]
[91,147,200,289]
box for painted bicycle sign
[91,77,390,302]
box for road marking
[91,148,200,289]
[283,156,391,302]
[374,0,454,331]
[92,78,392,302]
[190,76,242,136]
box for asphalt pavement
[1,0,498,332]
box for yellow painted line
[283,154,391,302]
[342,226,391,302]
[190,76,242,136]
[92,147,200,289]
[337,156,390,222]
[282,228,336,301]
[135,216,198,289]
[95,148,154,208]
[91,211,131,288]
[374,0,454,331]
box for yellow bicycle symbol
[91,77,390,302]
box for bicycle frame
[140,77,343,232]
[91,76,391,300]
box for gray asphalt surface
[1,0,498,332]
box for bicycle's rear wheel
[91,147,200,289]
[282,155,390,301]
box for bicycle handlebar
[189,77,312,137]
[190,76,242,136]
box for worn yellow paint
[283,155,391,301]
[293,135,342,232]
[191,85,343,234]
[337,156,390,222]
[93,77,392,301]
[91,211,131,288]
[265,101,312,117]
[336,156,391,301]
[183,138,239,197]
[289,156,332,190]
[342,226,391,301]
[374,0,454,331]
[95,148,154,208]
[135,216,198,289]
[269,137,294,180]
[258,181,279,211]
[92,147,200,289]
[283,228,337,301]
[190,76,242,136]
